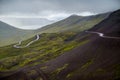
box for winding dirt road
[13,34,40,48]
[85,31,120,39]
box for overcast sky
[0,0,120,29]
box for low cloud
[0,0,119,29]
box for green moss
[50,64,69,80]
[81,59,94,69]
[96,68,106,73]
[27,70,37,76]
[35,77,43,80]
[115,64,120,79]
[91,68,107,78]
[66,59,94,79]
[56,64,68,74]
[66,73,73,78]
[40,66,48,70]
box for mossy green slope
[0,32,89,71]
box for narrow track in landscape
[13,34,40,48]
[85,31,120,39]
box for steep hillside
[0,21,35,47]
[38,10,120,80]
[0,10,119,80]
[89,10,120,37]
[36,13,109,33]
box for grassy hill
[0,21,35,47]
[0,32,85,69]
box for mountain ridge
[0,12,110,47]
[0,21,35,47]
[36,12,110,33]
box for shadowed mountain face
[89,10,120,37]
[0,21,35,47]
[41,10,120,80]
[0,10,119,80]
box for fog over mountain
[0,18,55,29]
[0,0,120,29]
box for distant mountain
[18,18,54,29]
[36,12,110,33]
[0,18,54,29]
[0,21,35,47]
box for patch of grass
[66,59,94,79]
[66,73,72,78]
[50,64,69,80]
[92,68,107,77]
[56,64,68,74]
[115,64,120,79]
[40,66,48,70]
[81,59,94,70]
[27,70,37,76]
